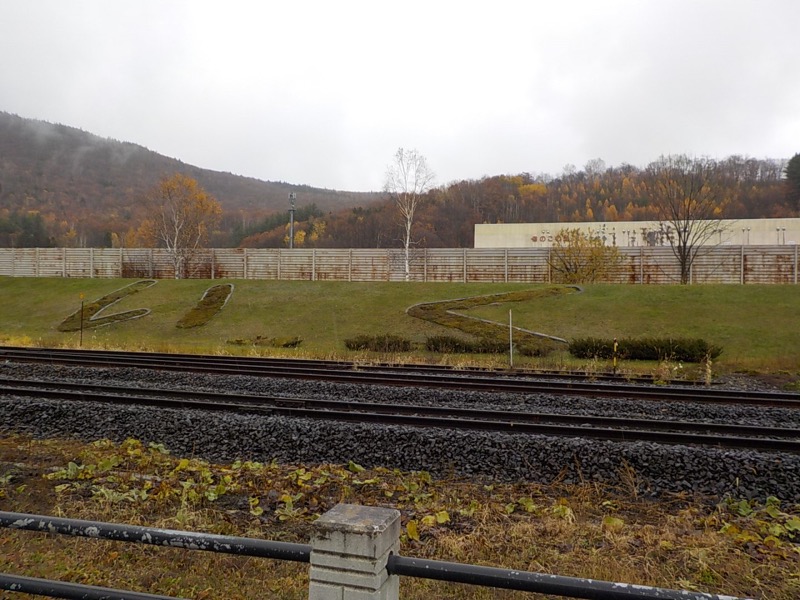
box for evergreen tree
[785,153,800,211]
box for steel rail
[2,380,798,452]
[1,346,798,406]
[0,345,699,385]
[1,377,798,439]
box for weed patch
[176,283,233,328]
[227,335,303,348]
[2,433,799,599]
[58,280,157,332]
[408,287,575,356]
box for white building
[474,218,800,248]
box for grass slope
[0,277,798,374]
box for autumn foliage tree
[135,174,222,278]
[548,228,622,283]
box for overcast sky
[3,1,799,192]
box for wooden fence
[0,246,797,284]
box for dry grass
[2,433,799,599]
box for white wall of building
[474,218,800,248]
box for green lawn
[467,284,800,371]
[0,277,798,373]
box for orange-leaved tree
[135,173,222,278]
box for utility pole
[288,192,296,249]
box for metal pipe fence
[1,509,748,600]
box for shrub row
[425,335,508,354]
[569,337,722,362]
[344,334,413,352]
[343,333,557,357]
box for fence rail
[0,246,797,284]
[1,508,747,600]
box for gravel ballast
[2,362,798,502]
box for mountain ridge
[0,111,380,246]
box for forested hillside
[246,156,795,248]
[0,112,379,247]
[1,112,795,249]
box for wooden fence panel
[212,249,246,279]
[121,249,152,278]
[36,249,64,277]
[64,249,93,278]
[11,249,39,277]
[0,246,797,284]
[0,249,13,276]
[691,246,742,284]
[350,250,389,282]
[242,249,278,280]
[744,246,797,284]
[424,249,467,282]
[466,249,506,282]
[312,249,350,281]
[279,249,314,281]
[506,249,549,283]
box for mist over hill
[0,111,380,247]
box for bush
[424,335,557,357]
[569,337,722,362]
[425,335,507,354]
[344,334,413,352]
[567,337,613,359]
[515,341,558,357]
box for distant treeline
[241,155,796,249]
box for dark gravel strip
[1,362,799,502]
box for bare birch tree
[384,148,435,281]
[645,155,728,284]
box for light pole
[288,192,296,249]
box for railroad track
[2,378,799,452]
[1,346,799,408]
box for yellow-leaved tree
[135,174,222,278]
[548,228,622,284]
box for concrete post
[309,503,400,600]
